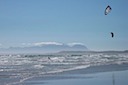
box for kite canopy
[105,5,112,15]
[111,32,114,38]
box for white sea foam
[34,64,44,69]
[46,65,90,74]
[0,53,128,85]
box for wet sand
[22,64,128,85]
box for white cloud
[21,42,85,47]
[67,43,85,47]
[34,42,63,46]
[22,42,63,47]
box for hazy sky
[0,0,128,51]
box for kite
[111,32,114,38]
[105,5,112,15]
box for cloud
[67,43,85,47]
[21,42,85,47]
[22,42,63,47]
[34,42,63,46]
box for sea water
[39,70,128,85]
[0,52,128,85]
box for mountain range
[0,42,88,54]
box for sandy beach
[35,70,128,85]
[22,64,128,85]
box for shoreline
[23,63,128,84]
[61,63,128,75]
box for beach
[1,0,128,85]
[22,64,128,85]
[0,53,128,85]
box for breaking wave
[0,52,128,85]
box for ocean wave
[0,53,128,85]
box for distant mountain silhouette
[0,43,88,54]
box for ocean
[24,70,128,85]
[0,52,128,85]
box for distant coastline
[58,50,128,54]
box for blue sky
[0,0,128,51]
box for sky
[0,0,128,51]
